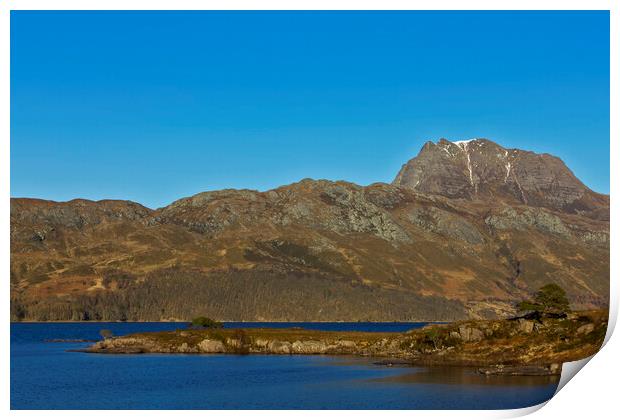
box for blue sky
[11,11,610,209]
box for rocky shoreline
[78,310,607,376]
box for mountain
[10,138,609,321]
[394,138,608,215]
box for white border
[2,2,617,419]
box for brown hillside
[10,139,609,321]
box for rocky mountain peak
[10,137,609,321]
[393,138,608,215]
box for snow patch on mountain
[453,138,479,146]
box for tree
[424,328,441,350]
[517,283,570,317]
[190,316,223,329]
[99,329,113,340]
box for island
[81,309,607,376]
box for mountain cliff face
[393,138,608,215]
[10,139,609,321]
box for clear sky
[11,11,610,209]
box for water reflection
[373,365,560,387]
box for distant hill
[10,138,609,321]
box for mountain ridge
[10,138,609,321]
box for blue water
[11,322,559,409]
